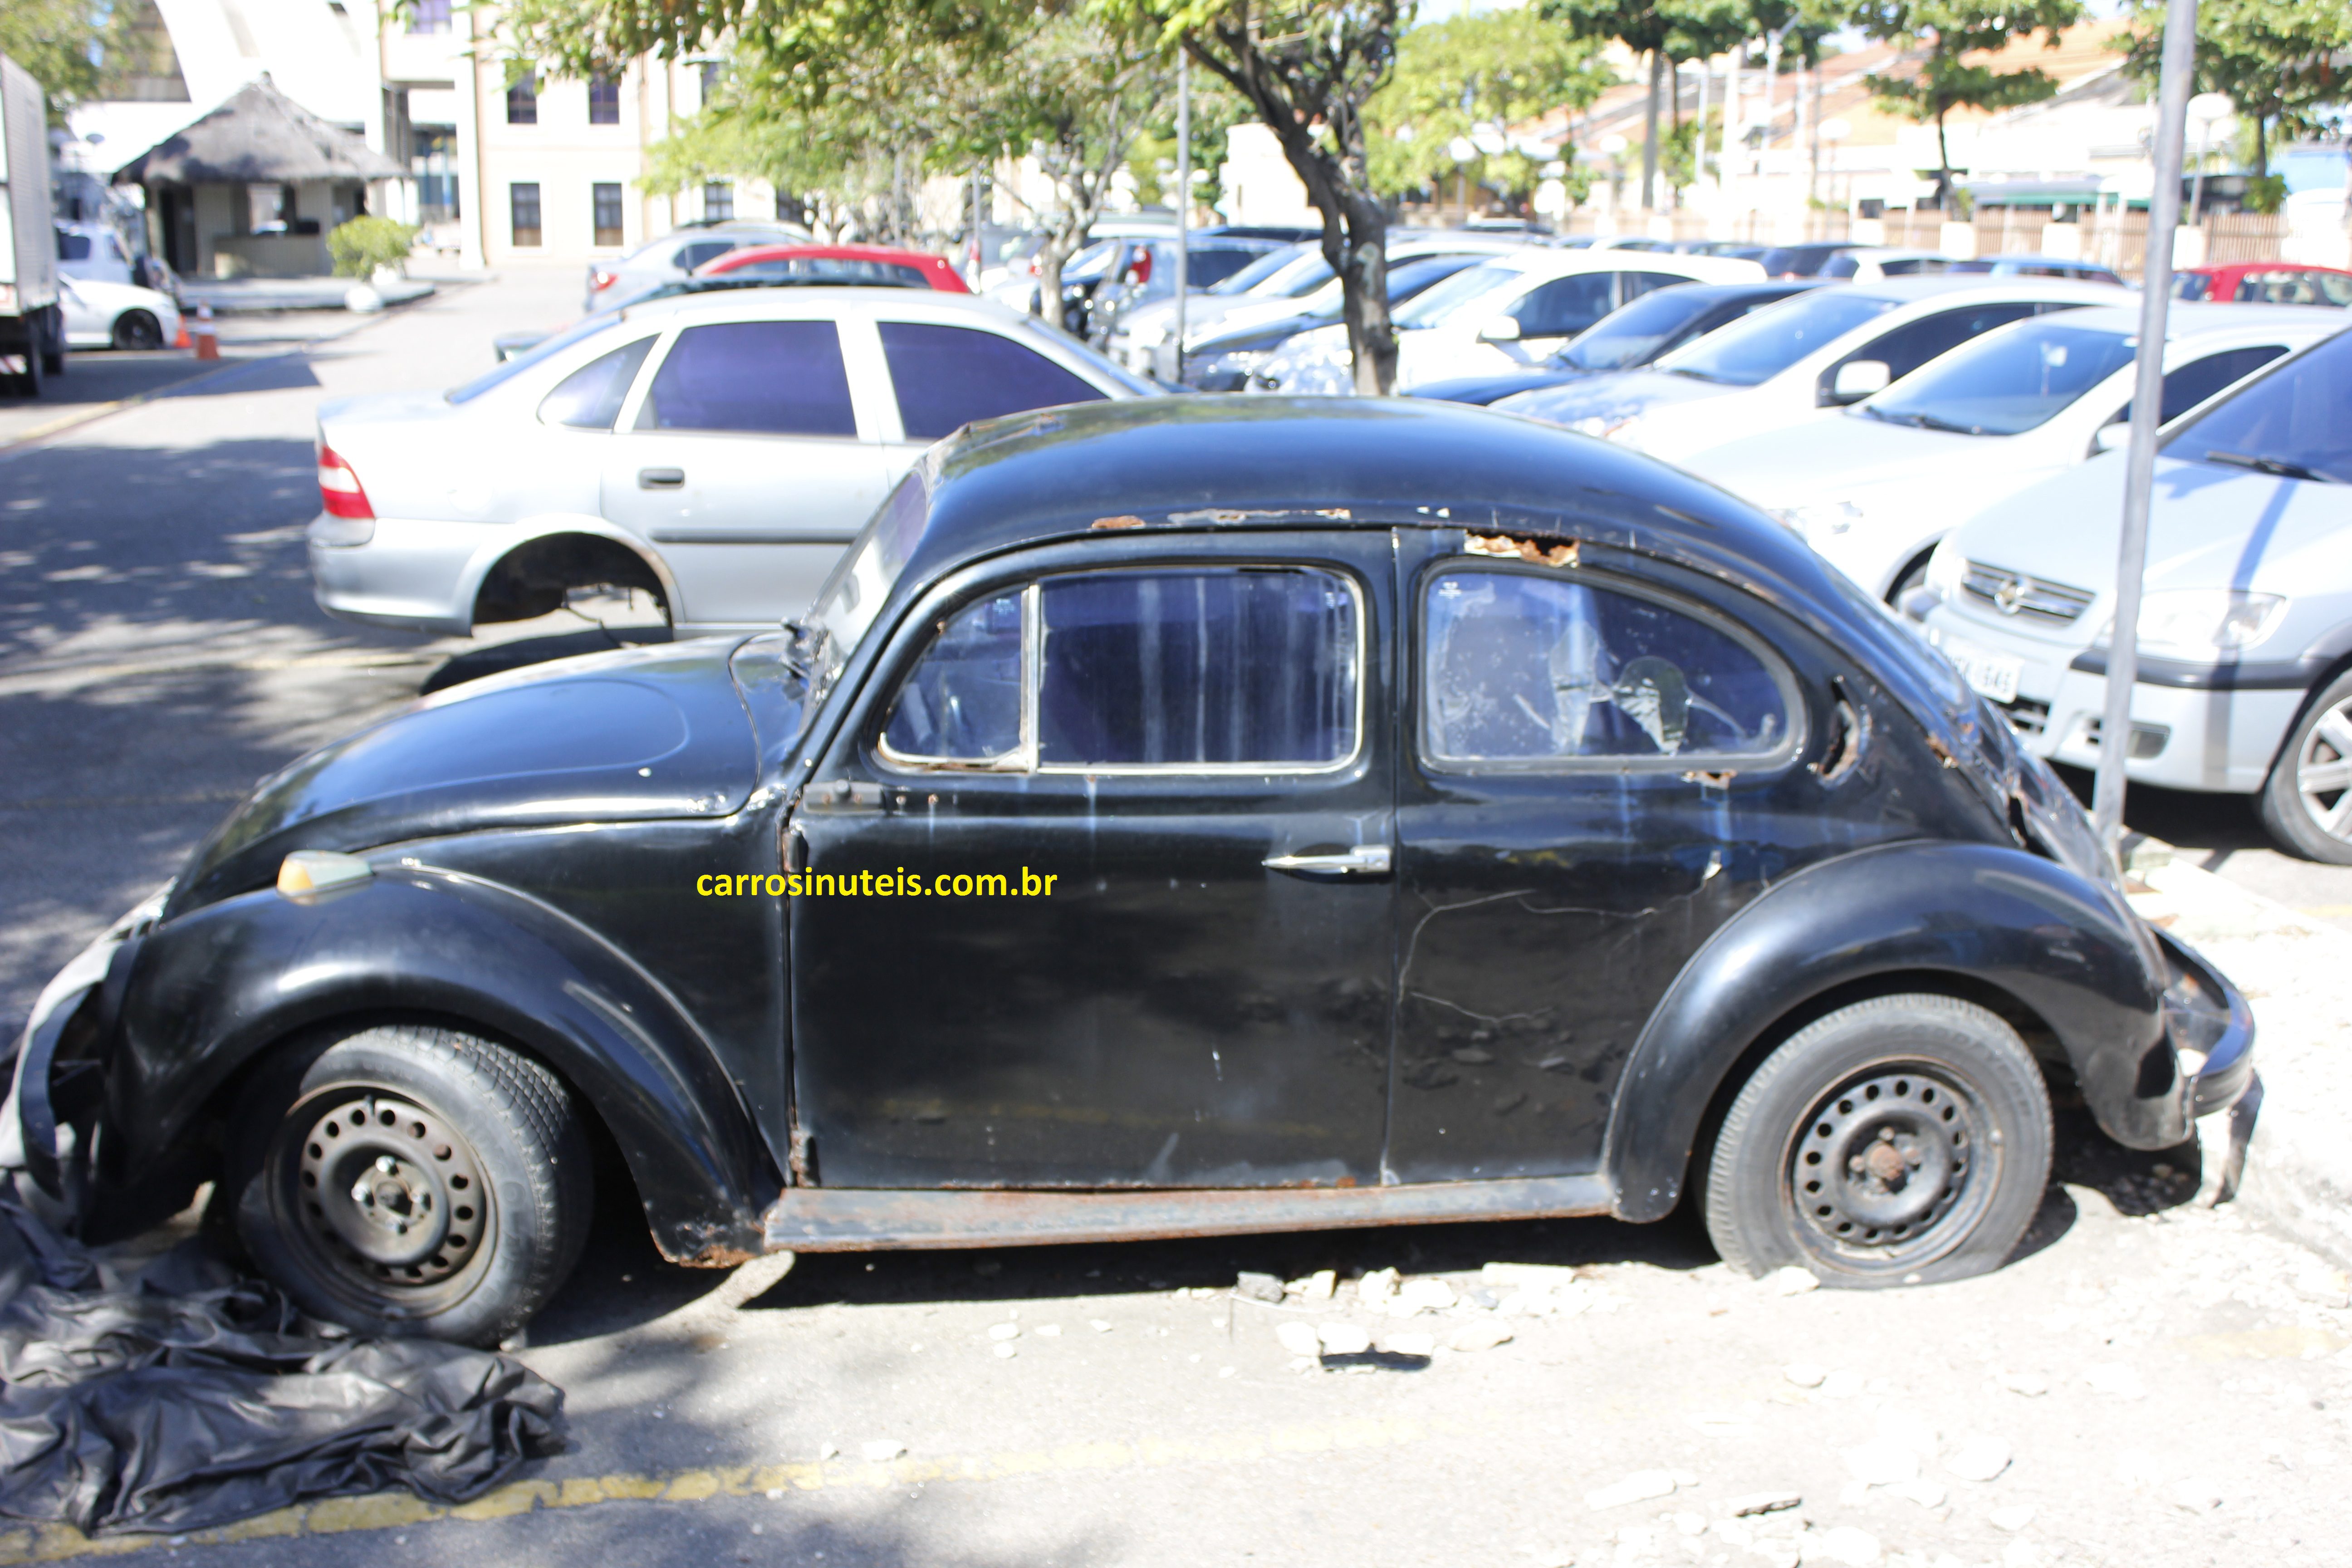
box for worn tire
[113,310,163,351]
[221,1024,592,1346]
[2256,670,2352,865]
[1702,994,2052,1288]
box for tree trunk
[1935,105,1952,210]
[2252,113,2268,180]
[1642,50,1662,211]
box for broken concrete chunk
[1842,1445,1919,1487]
[1234,1271,1285,1303]
[1397,1278,1457,1311]
[1888,1479,1947,1509]
[1287,1269,1338,1302]
[1315,1321,1372,1356]
[990,1343,1017,1358]
[1783,1363,1828,1389]
[1989,1505,2036,1532]
[1384,1331,1437,1357]
[1480,1261,1583,1288]
[1725,1492,1802,1518]
[987,1322,1020,1341]
[1448,1322,1515,1353]
[1765,1265,1822,1296]
[859,1440,906,1462]
[1357,1267,1400,1308]
[1275,1320,1322,1358]
[1945,1436,2010,1483]
[1583,1470,1681,1510]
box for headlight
[2100,590,2288,659]
[1924,536,1966,601]
[1773,500,1865,542]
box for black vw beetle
[11,397,2251,1344]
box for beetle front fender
[1604,839,2181,1223]
[110,862,772,1263]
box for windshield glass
[805,467,933,691]
[1393,262,1525,328]
[2167,326,2352,484]
[1289,255,1480,321]
[1655,290,1897,386]
[447,314,627,403]
[1863,320,2135,435]
[1211,245,1307,295]
[1015,316,1161,395]
[1557,286,1716,371]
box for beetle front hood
[167,640,762,917]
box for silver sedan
[309,288,1159,638]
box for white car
[309,289,1159,638]
[1686,302,2338,600]
[1911,324,2352,860]
[58,275,183,351]
[1495,275,2135,463]
[1254,249,1767,394]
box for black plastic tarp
[0,1200,563,1535]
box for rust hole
[1465,532,1578,568]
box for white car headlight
[2101,590,2287,659]
[1924,536,1967,601]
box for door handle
[1263,844,1392,878]
[638,467,685,490]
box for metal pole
[1174,51,1190,384]
[1641,51,1661,212]
[2093,0,2199,863]
[970,167,985,288]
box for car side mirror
[1477,317,1523,344]
[2092,421,2131,455]
[1830,359,1891,402]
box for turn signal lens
[318,445,374,520]
[278,850,374,898]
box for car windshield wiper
[1862,406,1985,436]
[2205,449,2335,483]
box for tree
[1846,0,2087,207]
[1539,1,1762,210]
[0,0,123,119]
[1367,9,1612,209]
[2120,0,2352,184]
[1098,0,1413,394]
[1130,74,1250,211]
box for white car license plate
[1942,638,2021,704]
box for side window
[2317,274,2352,308]
[1187,248,1263,289]
[880,590,1026,764]
[1843,301,2040,386]
[1511,274,1616,338]
[877,321,1105,441]
[2157,346,2288,423]
[1422,570,1791,765]
[538,336,657,428]
[1621,271,1690,305]
[676,240,734,272]
[1039,570,1359,767]
[2174,274,2212,301]
[637,321,858,435]
[58,232,91,261]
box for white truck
[1,53,63,398]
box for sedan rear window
[538,336,657,429]
[1655,291,1898,386]
[1423,571,1791,766]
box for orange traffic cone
[192,304,219,361]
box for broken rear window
[1422,570,1793,766]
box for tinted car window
[1837,301,2041,387]
[2168,328,2352,484]
[538,335,657,428]
[1658,291,1899,386]
[1556,285,1716,372]
[1039,569,1358,768]
[882,590,1025,763]
[1187,248,1266,289]
[1511,273,1615,337]
[2113,344,2290,426]
[638,320,858,435]
[676,240,735,271]
[1622,270,1692,303]
[879,321,1104,440]
[2237,270,2352,307]
[57,232,92,261]
[2174,273,2213,302]
[1865,321,2135,436]
[1424,571,1789,765]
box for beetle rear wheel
[1702,994,2051,1287]
[225,1024,592,1345]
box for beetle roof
[885,395,1977,744]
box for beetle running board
[760,1173,1617,1253]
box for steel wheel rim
[270,1086,493,1314]
[1784,1060,1996,1275]
[2294,696,2352,843]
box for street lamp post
[1174,51,1190,384]
[2092,0,2200,863]
[2185,92,2232,229]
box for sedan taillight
[590,270,617,291]
[318,446,375,520]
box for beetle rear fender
[111,863,773,1264]
[1604,839,2181,1224]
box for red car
[2173,262,2352,307]
[694,243,970,293]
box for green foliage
[2240,173,2287,215]
[1129,74,1248,210]
[0,0,122,119]
[328,216,421,278]
[1846,0,2086,194]
[1661,108,1717,191]
[1366,9,1612,200]
[2119,0,2352,179]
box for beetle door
[1386,529,1818,1183]
[788,532,1396,1189]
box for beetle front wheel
[1702,994,2052,1288]
[224,1025,593,1345]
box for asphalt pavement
[1,269,2348,1568]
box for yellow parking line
[0,1413,1465,1562]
